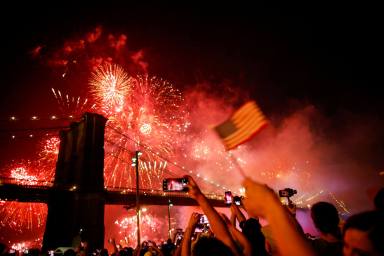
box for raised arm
[222,213,252,256]
[230,203,247,228]
[230,204,237,227]
[181,212,199,256]
[242,178,315,256]
[185,175,241,256]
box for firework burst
[0,135,59,246]
[97,74,189,189]
[0,163,48,245]
[89,64,131,115]
[39,136,60,158]
[114,211,163,247]
[9,167,38,186]
[35,136,61,184]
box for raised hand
[242,177,279,218]
[184,175,203,200]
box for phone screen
[224,191,233,204]
[163,178,188,192]
[199,214,209,224]
[175,233,183,245]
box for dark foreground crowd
[1,176,383,256]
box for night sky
[0,3,381,109]
[0,2,382,188]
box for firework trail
[51,88,96,118]
[0,200,47,236]
[35,136,61,184]
[112,208,167,248]
[39,137,60,157]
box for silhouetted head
[242,218,268,256]
[343,210,384,256]
[0,244,6,255]
[63,249,76,256]
[193,237,234,256]
[100,249,108,256]
[311,201,340,236]
[374,187,384,210]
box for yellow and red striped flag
[214,101,268,150]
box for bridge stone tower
[43,113,107,251]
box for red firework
[89,64,131,115]
[89,70,189,189]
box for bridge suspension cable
[106,124,229,192]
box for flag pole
[228,152,246,178]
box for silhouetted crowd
[1,176,383,256]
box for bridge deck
[0,183,227,207]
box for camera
[224,191,233,205]
[233,196,242,206]
[278,188,297,198]
[162,178,188,192]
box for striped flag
[214,101,268,150]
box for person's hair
[120,249,129,256]
[0,243,6,255]
[192,237,234,256]
[374,187,384,210]
[63,249,76,256]
[27,248,40,256]
[242,218,268,256]
[343,210,384,254]
[311,201,341,238]
[100,249,108,256]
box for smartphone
[194,226,203,233]
[199,214,209,224]
[224,191,233,205]
[175,232,183,246]
[233,195,241,206]
[163,178,188,192]
[195,214,209,233]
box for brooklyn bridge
[0,113,226,251]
